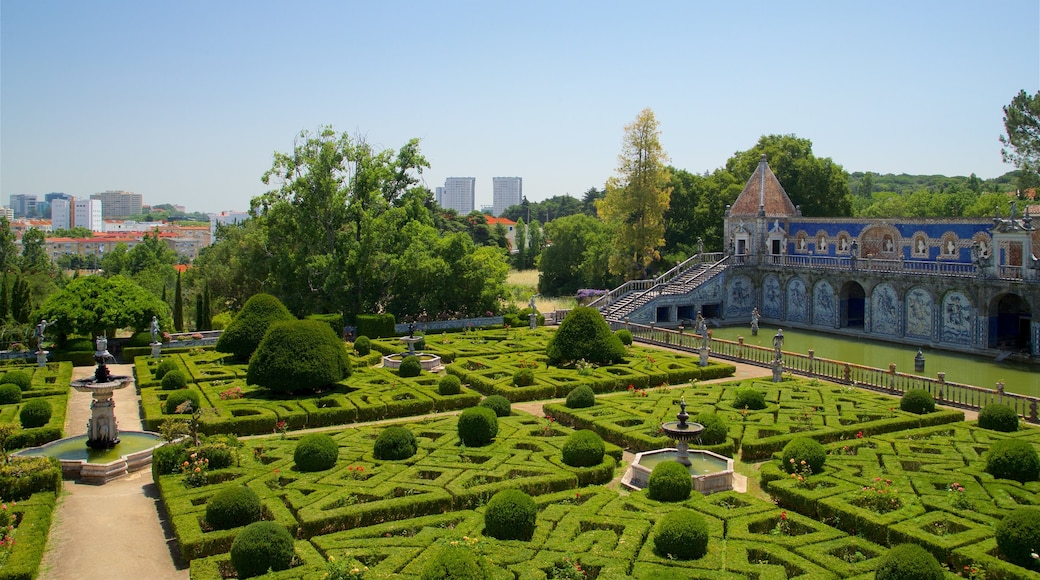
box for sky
[2,1,1038,214]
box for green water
[709,325,1040,397]
[636,451,728,475]
[17,432,164,463]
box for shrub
[561,430,605,467]
[615,329,633,346]
[421,545,492,580]
[479,395,511,417]
[781,437,826,474]
[979,403,1019,432]
[647,460,691,502]
[996,507,1040,569]
[356,313,396,339]
[732,388,766,410]
[483,489,537,541]
[0,370,32,391]
[294,433,339,472]
[164,389,200,414]
[653,509,708,560]
[205,485,262,530]
[438,375,462,396]
[154,359,179,381]
[19,399,52,428]
[160,369,188,391]
[353,335,371,356]
[247,319,351,393]
[373,426,418,460]
[457,407,498,447]
[0,384,22,405]
[230,521,295,579]
[565,385,595,409]
[398,355,422,378]
[693,412,728,445]
[900,388,935,414]
[152,442,188,476]
[874,543,944,580]
[512,368,534,387]
[196,443,235,470]
[986,439,1040,483]
[215,293,296,361]
[545,306,625,366]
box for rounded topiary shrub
[216,293,296,361]
[420,544,492,580]
[732,388,766,410]
[874,543,945,580]
[438,374,462,396]
[230,521,295,579]
[782,437,827,474]
[900,388,935,414]
[353,335,371,356]
[247,319,351,394]
[19,398,52,428]
[154,359,178,381]
[979,403,1019,433]
[197,443,235,470]
[693,412,728,445]
[512,368,534,387]
[164,389,200,414]
[986,439,1040,483]
[205,485,262,530]
[565,385,595,409]
[647,460,691,502]
[457,407,498,447]
[546,306,626,366]
[653,509,708,560]
[0,384,22,405]
[373,426,418,460]
[479,395,511,418]
[398,355,422,378]
[0,370,32,391]
[160,369,188,391]
[996,507,1040,569]
[615,329,633,346]
[561,430,605,467]
[484,489,537,541]
[294,433,339,472]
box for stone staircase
[593,254,730,321]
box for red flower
[780,510,788,520]
[856,431,863,438]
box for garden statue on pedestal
[528,294,539,329]
[34,318,56,366]
[695,312,709,367]
[751,308,760,336]
[772,329,785,382]
[150,315,162,358]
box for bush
[0,370,32,391]
[647,460,691,502]
[294,433,339,472]
[421,545,492,580]
[732,388,766,410]
[438,375,462,396]
[565,385,595,409]
[205,485,262,530]
[0,384,22,405]
[484,489,537,541]
[398,355,422,378]
[152,442,188,476]
[900,388,935,414]
[996,507,1040,569]
[215,293,296,361]
[353,335,371,356]
[653,509,708,560]
[373,426,418,460]
[979,403,1019,432]
[561,430,605,467]
[230,521,295,579]
[247,319,351,393]
[781,437,826,474]
[986,439,1040,483]
[154,359,179,381]
[160,369,188,391]
[615,329,633,346]
[874,543,945,580]
[197,443,235,470]
[457,407,498,447]
[545,306,626,366]
[356,313,396,339]
[693,412,728,445]
[512,368,534,387]
[19,399,52,428]
[479,395,511,417]
[164,389,200,414]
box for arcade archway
[988,293,1032,352]
[839,281,866,329]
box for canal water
[709,325,1040,398]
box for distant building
[90,190,143,218]
[9,194,37,218]
[74,199,104,232]
[0,208,13,221]
[441,177,476,214]
[492,177,522,217]
[44,192,72,203]
[51,199,72,230]
[208,211,250,243]
[435,187,445,207]
[485,215,518,251]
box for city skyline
[2,2,1038,214]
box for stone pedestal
[772,359,784,382]
[87,392,120,447]
[698,347,710,367]
[399,336,422,356]
[36,350,48,367]
[151,342,162,359]
[529,312,537,329]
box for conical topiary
[546,306,625,366]
[215,293,295,361]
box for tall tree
[11,273,31,324]
[598,108,672,280]
[173,271,184,332]
[527,220,543,269]
[538,214,616,295]
[194,293,204,332]
[513,218,527,269]
[0,272,9,320]
[202,282,212,330]
[1000,90,1040,191]
[19,228,50,273]
[0,218,17,273]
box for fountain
[71,336,133,449]
[382,323,442,372]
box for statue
[34,318,56,350]
[751,308,760,336]
[772,329,785,361]
[695,312,708,349]
[408,322,416,338]
[150,315,160,343]
[528,294,538,311]
[96,335,108,354]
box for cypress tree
[11,273,31,324]
[0,271,9,320]
[202,282,212,331]
[173,271,184,332]
[195,293,204,332]
[162,283,167,304]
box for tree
[202,282,212,331]
[19,228,50,274]
[10,273,31,324]
[36,275,171,341]
[194,292,203,332]
[215,293,295,361]
[527,220,543,269]
[0,218,18,273]
[538,214,615,296]
[514,218,527,269]
[598,108,671,280]
[1000,90,1040,190]
[581,187,605,216]
[173,271,184,332]
[0,272,8,320]
[246,319,350,393]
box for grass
[505,269,577,313]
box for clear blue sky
[2,1,1038,214]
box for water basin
[15,431,167,484]
[622,448,734,495]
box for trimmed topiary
[0,370,32,391]
[615,329,633,346]
[373,426,418,460]
[545,306,625,366]
[996,507,1040,569]
[565,385,595,409]
[0,384,22,405]
[986,439,1040,483]
[205,485,262,530]
[457,407,498,447]
[874,543,945,580]
[160,369,188,391]
[647,460,691,502]
[479,395,511,417]
[154,359,178,381]
[979,403,1019,432]
[164,389,200,414]
[732,388,766,410]
[247,319,351,394]
[230,521,295,579]
[438,374,462,396]
[294,433,339,472]
[483,489,537,541]
[561,430,605,467]
[653,509,709,560]
[420,544,493,580]
[398,355,422,378]
[197,443,235,470]
[512,368,534,387]
[215,293,296,361]
[353,335,371,356]
[693,412,728,445]
[782,437,826,474]
[900,388,935,414]
[19,399,52,428]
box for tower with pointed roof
[724,154,799,260]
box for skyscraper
[492,177,522,217]
[9,194,37,218]
[51,199,72,230]
[90,190,142,218]
[441,178,476,215]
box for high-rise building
[74,199,104,232]
[51,199,72,230]
[441,178,476,215]
[492,177,522,217]
[9,194,38,218]
[44,192,72,203]
[435,187,445,207]
[90,190,142,218]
